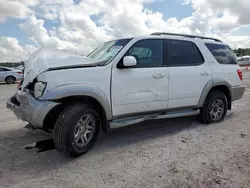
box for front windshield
[87,38,132,64]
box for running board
[110,109,200,129]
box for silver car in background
[0,66,24,84]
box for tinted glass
[126,39,164,67]
[205,43,237,65]
[168,40,204,66]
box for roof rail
[150,32,222,42]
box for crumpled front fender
[39,84,112,120]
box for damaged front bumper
[6,89,59,129]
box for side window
[167,40,204,66]
[205,43,237,65]
[125,39,164,67]
[0,68,5,72]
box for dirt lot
[0,71,250,188]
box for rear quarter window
[0,68,11,71]
[205,43,237,65]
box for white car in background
[237,56,250,66]
[0,66,23,84]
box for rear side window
[205,43,237,65]
[167,40,204,66]
[0,68,10,71]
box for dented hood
[23,48,98,85]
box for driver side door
[111,39,169,118]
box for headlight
[34,82,47,98]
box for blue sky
[0,0,194,46]
[144,0,193,20]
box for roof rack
[150,32,222,42]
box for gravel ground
[0,71,250,188]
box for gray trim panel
[198,78,233,107]
[112,105,198,120]
[232,85,245,101]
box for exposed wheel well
[209,85,232,110]
[43,96,109,133]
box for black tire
[199,91,228,124]
[53,103,100,157]
[5,76,16,84]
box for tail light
[17,71,23,74]
[237,69,243,81]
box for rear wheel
[5,76,16,84]
[53,103,100,157]
[199,91,228,124]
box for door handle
[200,72,209,76]
[152,73,164,79]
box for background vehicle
[7,33,245,157]
[0,66,23,84]
[237,55,250,66]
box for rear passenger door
[166,39,211,109]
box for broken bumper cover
[232,85,245,101]
[6,89,59,129]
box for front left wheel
[53,103,100,157]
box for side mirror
[123,56,137,67]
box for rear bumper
[232,85,245,101]
[6,89,59,129]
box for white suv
[6,32,245,157]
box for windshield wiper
[97,56,113,66]
[97,60,108,66]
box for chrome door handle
[200,72,209,76]
[152,73,164,79]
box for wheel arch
[198,79,232,110]
[41,84,112,133]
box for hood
[23,47,98,85]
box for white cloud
[19,15,101,55]
[184,0,250,33]
[0,37,36,62]
[224,35,250,49]
[38,0,74,20]
[0,0,40,22]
